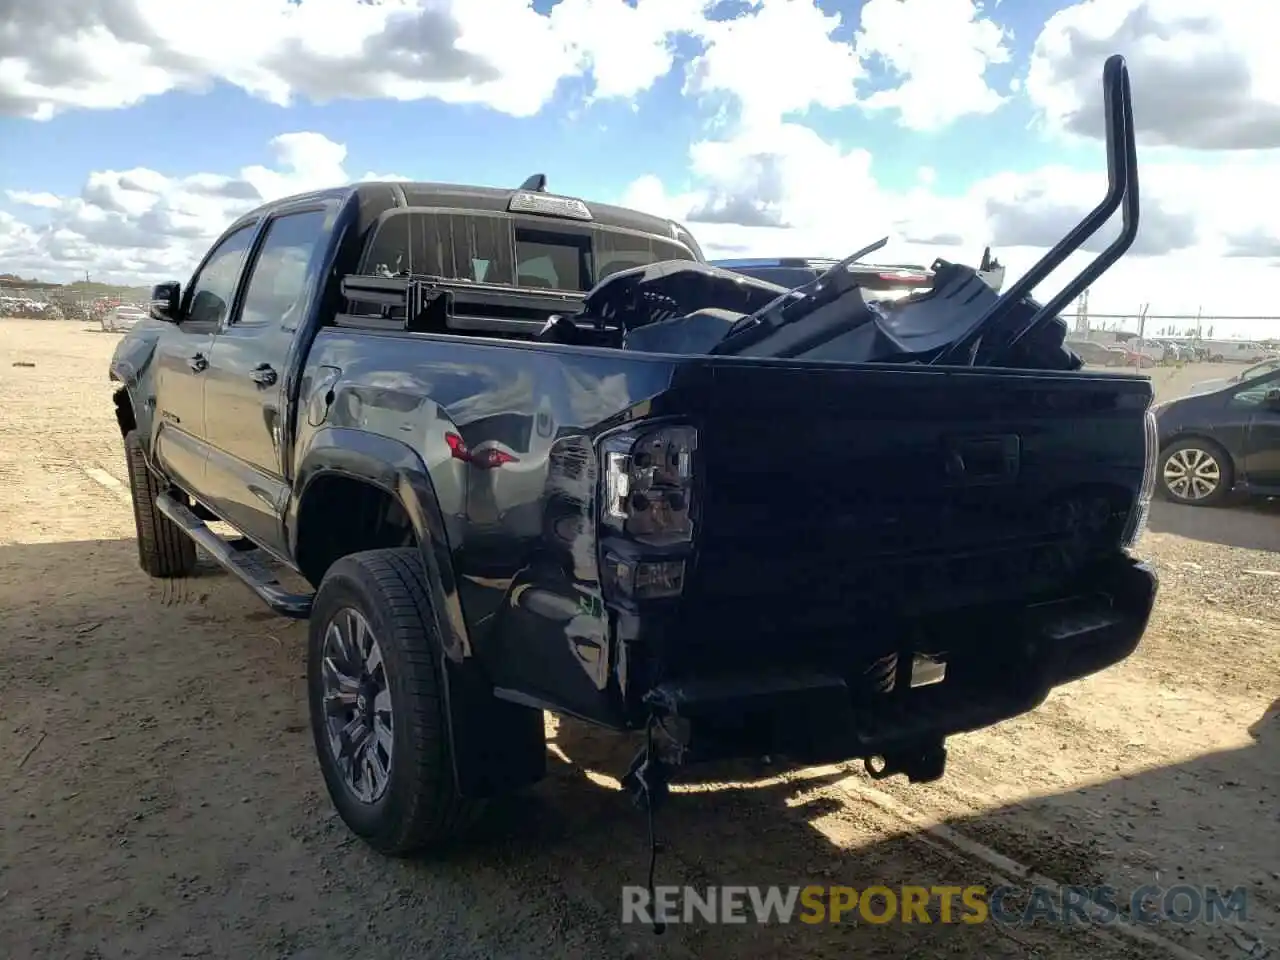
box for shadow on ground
[931,702,1277,954]
[2,537,1273,960]
[1147,497,1280,551]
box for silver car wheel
[1162,447,1221,501]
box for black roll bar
[934,53,1139,364]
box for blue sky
[0,1,1065,199]
[1,0,1277,333]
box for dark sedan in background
[1153,367,1280,505]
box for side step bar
[155,493,314,619]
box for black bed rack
[336,273,586,335]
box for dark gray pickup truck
[109,56,1157,868]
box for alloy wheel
[320,608,394,804]
[1162,447,1221,501]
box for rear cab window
[360,209,694,293]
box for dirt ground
[1,319,1276,960]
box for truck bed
[299,327,1154,734]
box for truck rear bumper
[642,556,1156,772]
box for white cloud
[621,141,1280,327]
[682,0,1012,133]
[854,0,1012,131]
[5,190,63,209]
[1027,0,1280,149]
[0,132,404,284]
[0,0,1018,133]
[610,1,1280,331]
[548,0,708,102]
[685,0,865,129]
[0,0,705,120]
[9,0,1278,335]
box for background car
[1106,345,1156,368]
[102,304,147,332]
[1189,356,1280,395]
[1152,367,1280,505]
[1066,339,1126,367]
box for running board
[154,493,314,619]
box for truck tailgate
[677,360,1152,662]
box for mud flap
[443,657,548,799]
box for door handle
[188,353,208,373]
[944,434,1021,486]
[250,363,278,387]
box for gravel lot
[2,320,1276,960]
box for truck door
[152,224,257,495]
[202,206,330,555]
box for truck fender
[290,427,546,797]
[109,332,161,443]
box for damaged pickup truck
[109,54,1156,869]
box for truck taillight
[602,424,697,544]
[599,423,697,600]
[1121,408,1159,548]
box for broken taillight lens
[601,424,697,545]
[1121,407,1159,548]
[598,423,697,601]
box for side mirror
[150,281,181,322]
[1265,388,1280,410]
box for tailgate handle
[945,434,1020,485]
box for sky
[1,0,1278,337]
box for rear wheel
[308,548,482,856]
[123,429,198,577]
[1158,438,1232,506]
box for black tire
[308,548,481,856]
[123,429,198,577]
[1157,437,1233,506]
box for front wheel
[1158,439,1232,506]
[308,548,482,856]
[123,429,198,577]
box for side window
[185,226,256,325]
[1232,375,1280,406]
[238,210,328,329]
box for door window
[185,225,256,325]
[238,210,328,328]
[1231,374,1280,406]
